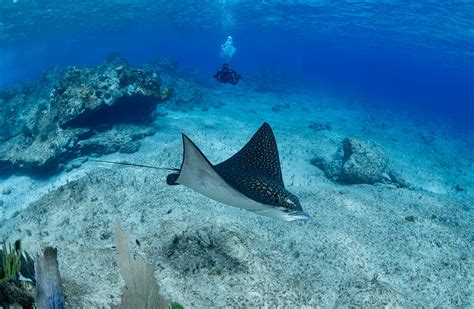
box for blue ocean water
[1,1,473,127]
[1,2,474,307]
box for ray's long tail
[88,158,180,172]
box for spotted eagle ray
[91,122,310,221]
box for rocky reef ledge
[0,60,172,175]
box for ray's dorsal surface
[172,122,310,221]
[214,122,285,205]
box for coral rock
[0,62,170,175]
[340,138,388,184]
[312,137,389,184]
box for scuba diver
[213,63,242,85]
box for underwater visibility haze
[0,1,473,307]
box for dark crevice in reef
[0,161,13,178]
[62,95,158,128]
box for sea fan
[35,247,65,309]
[114,223,170,309]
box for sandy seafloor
[0,85,473,307]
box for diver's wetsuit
[214,63,242,85]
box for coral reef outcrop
[0,61,171,175]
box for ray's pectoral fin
[173,134,269,212]
[175,133,241,199]
[214,122,284,186]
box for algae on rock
[0,239,21,282]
